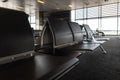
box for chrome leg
[100,45,107,54]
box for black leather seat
[68,22,101,52]
[82,24,107,53]
[48,18,74,47]
[0,8,34,64]
[68,22,83,43]
[82,24,109,42]
[0,9,79,80]
[36,18,103,55]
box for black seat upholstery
[68,22,83,43]
[36,18,75,54]
[0,9,80,79]
[0,8,34,64]
[68,22,102,52]
[48,18,74,48]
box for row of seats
[83,24,109,42]
[36,18,107,55]
[0,8,79,80]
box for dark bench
[0,8,35,64]
[82,24,109,41]
[81,24,108,53]
[68,22,101,52]
[0,8,79,80]
[36,18,103,55]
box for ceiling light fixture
[16,6,24,10]
[68,5,72,8]
[104,0,109,2]
[56,8,60,10]
[37,0,44,4]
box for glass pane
[102,17,117,35]
[31,24,36,30]
[102,3,117,17]
[28,17,30,22]
[75,9,83,19]
[88,7,98,18]
[87,19,98,33]
[118,17,120,35]
[71,10,75,22]
[118,3,120,15]
[31,16,36,23]
[75,20,84,25]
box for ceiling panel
[0,0,119,12]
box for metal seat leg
[100,45,107,54]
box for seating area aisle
[59,37,120,80]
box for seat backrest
[48,18,74,48]
[82,24,94,41]
[68,22,83,43]
[0,8,34,63]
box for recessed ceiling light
[56,8,60,10]
[37,0,45,4]
[104,0,109,2]
[68,5,72,8]
[16,6,24,10]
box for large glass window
[102,3,117,17]
[118,17,120,35]
[87,19,98,31]
[75,20,84,25]
[71,10,75,22]
[87,7,99,18]
[71,2,120,35]
[102,17,117,35]
[75,8,87,20]
[29,16,36,30]
[118,3,120,35]
[75,9,83,19]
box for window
[71,2,120,35]
[30,16,36,23]
[87,19,98,31]
[71,10,75,22]
[118,3,120,35]
[75,20,84,25]
[102,3,117,17]
[118,17,120,35]
[102,17,117,35]
[75,9,83,19]
[87,7,99,18]
[29,16,36,30]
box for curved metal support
[47,18,56,55]
[40,21,47,48]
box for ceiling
[39,0,119,11]
[0,0,119,12]
[38,0,119,11]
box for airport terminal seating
[36,18,106,55]
[82,24,110,41]
[82,24,109,53]
[0,8,79,80]
[69,22,107,54]
[0,8,35,64]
